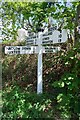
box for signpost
[5,29,67,94]
[5,46,35,54]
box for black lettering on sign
[13,51,15,54]
[14,51,20,54]
[45,47,54,50]
[48,26,57,31]
[17,48,20,50]
[18,51,20,54]
[53,47,56,50]
[27,37,31,40]
[27,39,34,41]
[27,43,33,45]
[8,47,12,50]
[58,39,62,42]
[12,47,20,50]
[45,47,53,52]
[10,51,13,54]
[29,33,34,37]
[43,33,48,37]
[27,43,34,45]
[43,37,49,40]
[14,51,16,54]
[14,51,17,54]
[48,32,52,35]
[53,26,57,30]
[42,40,53,44]
[22,47,31,50]
[59,34,62,38]
[32,36,36,39]
[27,36,35,39]
[13,47,20,50]
[45,47,58,52]
[45,50,53,52]
[60,31,62,33]
[35,39,37,45]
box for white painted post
[37,32,43,94]
[5,29,67,94]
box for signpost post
[5,29,67,94]
[37,33,43,94]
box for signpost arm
[37,33,42,94]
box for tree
[1,2,79,43]
[74,3,80,45]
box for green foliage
[2,2,80,119]
[53,42,80,119]
[2,85,54,119]
[2,44,80,119]
[2,2,79,42]
[2,43,80,119]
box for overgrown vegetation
[2,85,54,119]
[1,1,80,119]
[2,42,80,119]
[53,43,80,119]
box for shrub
[2,85,54,119]
[53,42,80,119]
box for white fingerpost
[37,32,43,94]
[5,29,67,94]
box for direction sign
[5,46,36,54]
[5,46,61,54]
[5,28,67,94]
[42,46,60,53]
[42,29,67,45]
[35,46,60,53]
[42,34,53,45]
[26,33,38,45]
[26,38,35,45]
[52,29,67,43]
[26,29,67,46]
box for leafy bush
[2,85,55,119]
[53,43,80,119]
[2,41,80,119]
